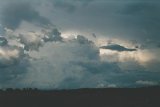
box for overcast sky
[0,0,159,89]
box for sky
[0,0,160,89]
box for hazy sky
[0,0,159,89]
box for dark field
[0,87,160,107]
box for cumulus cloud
[0,26,159,89]
[18,35,103,89]
[100,44,137,52]
[14,35,129,89]
[1,2,51,30]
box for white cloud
[0,46,24,67]
[18,32,44,51]
[136,80,158,86]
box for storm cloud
[51,0,94,13]
[0,0,159,89]
[1,2,51,30]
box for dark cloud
[100,44,137,52]
[51,0,94,13]
[76,35,93,45]
[42,28,63,43]
[119,1,160,41]
[120,1,160,26]
[121,2,159,15]
[92,33,96,38]
[155,42,160,48]
[77,0,94,6]
[0,57,30,88]
[0,25,4,36]
[1,2,51,30]
[48,0,160,44]
[53,1,76,13]
[0,36,8,46]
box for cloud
[51,0,94,13]
[77,0,94,6]
[0,30,159,89]
[45,0,160,44]
[100,44,137,52]
[1,2,51,30]
[17,28,63,51]
[14,35,126,89]
[76,35,93,45]
[18,32,44,51]
[121,2,158,15]
[0,36,8,46]
[118,1,160,41]
[0,25,5,36]
[0,55,30,89]
[0,46,24,67]
[0,0,159,89]
[52,1,76,13]
[18,35,101,89]
[136,80,158,86]
[42,28,63,43]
